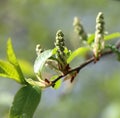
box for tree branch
[51,51,112,86]
[51,41,120,87]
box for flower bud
[93,12,105,59]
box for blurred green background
[0,0,120,118]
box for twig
[51,41,120,86]
[51,51,112,85]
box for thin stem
[51,51,112,85]
[51,41,120,86]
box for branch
[51,41,120,86]
[51,52,105,85]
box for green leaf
[9,85,41,118]
[26,78,46,88]
[64,47,71,56]
[50,75,62,89]
[7,38,25,84]
[7,38,19,66]
[34,49,57,75]
[105,44,120,61]
[87,33,120,44]
[104,32,120,41]
[0,60,23,83]
[18,59,34,77]
[87,34,95,45]
[67,47,90,63]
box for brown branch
[51,51,112,86]
[51,41,120,86]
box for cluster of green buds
[93,12,105,59]
[54,30,70,74]
[73,17,87,41]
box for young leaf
[105,44,120,61]
[104,32,120,41]
[87,33,120,44]
[50,75,62,89]
[26,78,47,88]
[7,39,19,66]
[0,60,23,83]
[67,47,90,63]
[18,59,34,77]
[9,85,41,118]
[34,49,57,75]
[7,38,26,84]
[87,34,95,45]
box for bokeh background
[0,0,120,118]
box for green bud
[36,44,43,56]
[93,12,105,59]
[73,17,87,41]
[55,30,65,52]
[54,30,70,74]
